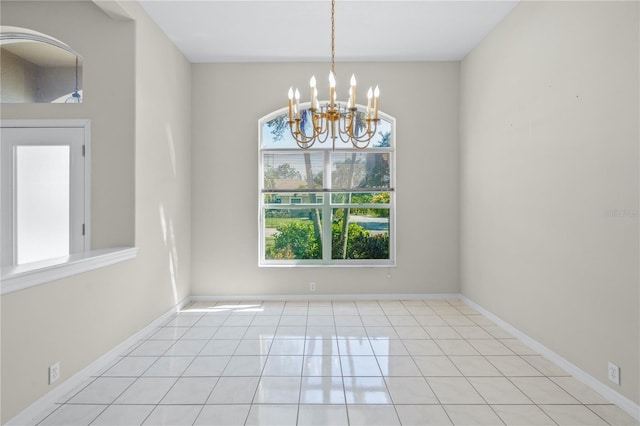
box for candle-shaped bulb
[367,87,373,99]
[349,74,357,108]
[294,88,301,119]
[373,85,379,120]
[287,87,294,120]
[310,79,317,110]
[329,71,336,88]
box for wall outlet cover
[607,362,620,385]
[49,362,60,385]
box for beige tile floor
[32,299,638,425]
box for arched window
[259,107,396,266]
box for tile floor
[32,299,638,425]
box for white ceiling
[138,0,519,63]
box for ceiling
[138,0,519,63]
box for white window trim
[0,119,137,294]
[258,106,396,267]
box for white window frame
[0,120,137,295]
[1,120,90,265]
[258,106,396,267]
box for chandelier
[287,0,380,150]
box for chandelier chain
[331,0,335,75]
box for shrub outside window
[259,107,395,266]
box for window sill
[0,247,138,295]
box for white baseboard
[461,295,640,421]
[6,297,192,426]
[190,293,461,302]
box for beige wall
[0,1,191,422]
[460,1,639,404]
[0,49,37,103]
[124,0,192,313]
[191,62,460,296]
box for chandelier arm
[289,119,317,148]
[317,120,332,144]
[310,111,331,145]
[343,116,354,140]
[338,130,351,144]
[337,118,354,144]
[353,139,372,150]
[351,119,379,143]
[336,110,349,135]
[344,110,356,134]
[316,133,329,145]
[343,112,364,140]
[313,112,328,137]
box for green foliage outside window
[265,218,389,260]
[267,220,321,260]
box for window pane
[264,208,323,260]
[264,193,324,205]
[263,152,323,190]
[331,152,391,190]
[16,145,70,264]
[331,192,391,205]
[332,208,389,260]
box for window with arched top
[259,107,396,266]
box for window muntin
[259,108,395,266]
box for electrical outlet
[309,282,316,291]
[608,362,620,385]
[49,362,60,385]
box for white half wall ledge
[461,295,640,421]
[0,247,138,295]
